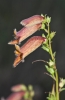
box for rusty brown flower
[8,24,41,45]
[13,36,46,67]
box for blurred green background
[0,0,65,100]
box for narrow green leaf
[42,45,49,52]
[60,88,65,92]
[45,65,49,71]
[42,33,46,37]
[53,52,56,57]
[50,32,56,40]
[41,23,45,29]
[24,91,29,99]
[49,68,54,75]
[45,65,54,75]
[28,85,33,91]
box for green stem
[55,70,59,100]
[47,22,59,100]
[48,23,54,62]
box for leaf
[28,85,33,91]
[47,92,56,100]
[53,52,56,57]
[49,68,54,75]
[42,45,49,52]
[41,23,45,29]
[42,33,46,37]
[45,65,54,75]
[24,91,29,100]
[45,65,49,71]
[50,32,56,40]
[60,88,65,92]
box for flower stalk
[7,14,65,100]
[42,15,59,100]
[48,22,59,100]
[47,20,59,100]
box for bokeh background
[0,0,65,100]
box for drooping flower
[8,24,41,45]
[13,36,46,67]
[6,92,25,100]
[20,15,44,27]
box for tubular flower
[20,15,44,27]
[6,92,25,100]
[8,24,41,45]
[13,36,46,67]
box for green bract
[46,16,51,23]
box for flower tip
[14,28,17,36]
[8,40,18,45]
[13,54,23,67]
[8,41,13,45]
[20,21,24,26]
[8,42,11,45]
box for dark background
[0,0,65,100]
